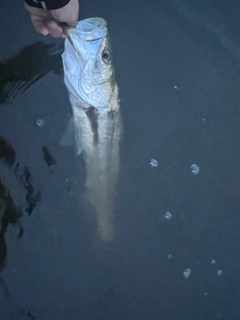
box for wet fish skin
[69,87,121,243]
[61,18,121,242]
[64,87,121,243]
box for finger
[30,14,49,35]
[46,20,64,38]
[49,29,64,38]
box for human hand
[24,0,79,38]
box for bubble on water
[191,164,200,174]
[212,259,216,264]
[217,269,223,276]
[34,119,44,128]
[183,268,191,279]
[167,254,172,260]
[150,159,158,167]
[165,211,172,220]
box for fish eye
[102,50,111,63]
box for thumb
[50,0,79,27]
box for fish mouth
[78,18,107,41]
[67,18,107,40]
[64,18,108,62]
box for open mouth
[65,18,108,61]
[78,18,107,35]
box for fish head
[62,18,115,108]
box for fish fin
[60,116,75,147]
[60,116,83,156]
[73,121,84,156]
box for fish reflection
[0,137,41,269]
[0,177,23,269]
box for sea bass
[61,18,121,243]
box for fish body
[61,18,121,242]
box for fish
[61,18,121,243]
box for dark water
[1,0,240,319]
